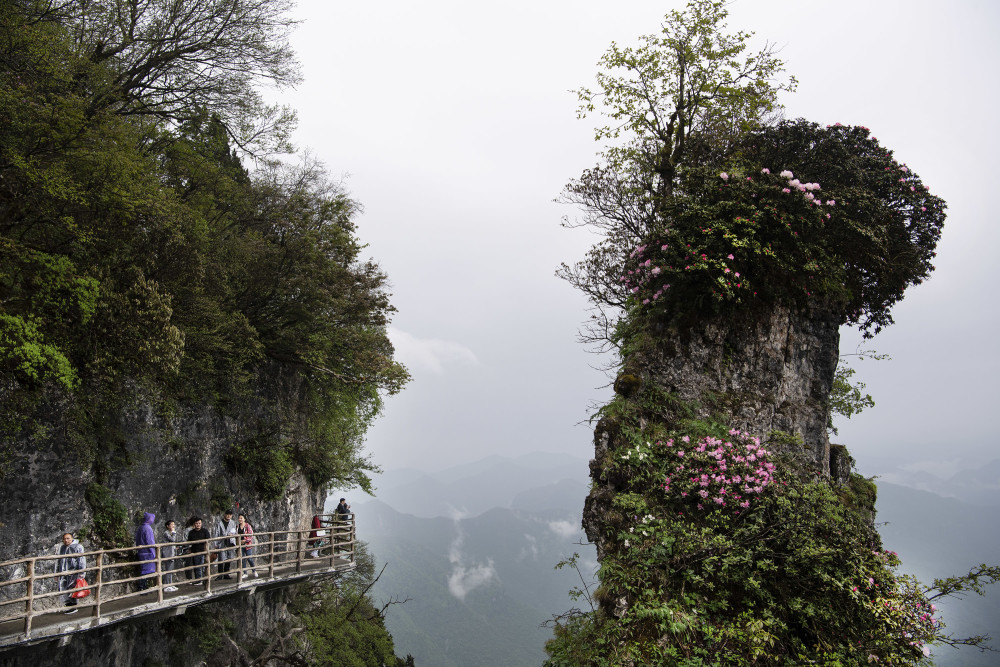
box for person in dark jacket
[55,533,85,613]
[334,498,351,552]
[134,512,156,592]
[186,516,210,585]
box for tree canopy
[560,0,942,344]
[0,0,407,493]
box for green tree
[37,0,301,155]
[0,1,408,496]
[559,0,795,345]
[297,543,413,666]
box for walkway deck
[0,514,355,649]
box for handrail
[0,513,355,645]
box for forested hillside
[0,0,406,503]
[0,2,410,664]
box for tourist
[334,498,351,552]
[336,498,351,518]
[55,532,85,614]
[308,514,323,558]
[214,509,237,580]
[186,516,210,585]
[237,513,257,577]
[134,512,156,593]
[161,519,180,592]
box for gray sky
[281,1,1000,487]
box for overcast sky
[280,0,999,489]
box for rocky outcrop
[0,391,322,565]
[584,302,845,556]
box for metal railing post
[205,541,213,594]
[155,546,163,604]
[23,559,34,639]
[267,532,275,579]
[295,531,303,574]
[94,553,104,618]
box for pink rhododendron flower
[826,200,835,206]
[761,168,770,174]
[782,187,791,193]
[720,172,729,180]
[651,266,661,275]
[779,170,793,179]
[727,254,734,259]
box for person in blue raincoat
[135,512,156,592]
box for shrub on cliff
[559,1,942,345]
[545,406,994,665]
[620,122,944,337]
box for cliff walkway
[0,514,355,648]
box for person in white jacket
[55,533,85,613]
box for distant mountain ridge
[340,452,591,519]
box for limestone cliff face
[0,390,323,564]
[583,303,843,559]
[0,380,327,665]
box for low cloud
[446,519,498,601]
[388,327,479,374]
[548,520,578,539]
[516,533,539,562]
[448,561,498,601]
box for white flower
[779,170,794,179]
[623,539,630,547]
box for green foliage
[546,434,942,665]
[621,123,945,336]
[575,0,795,196]
[828,350,887,435]
[224,437,295,501]
[549,381,996,665]
[84,482,131,549]
[561,2,944,347]
[296,544,411,666]
[0,1,408,499]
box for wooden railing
[0,514,355,645]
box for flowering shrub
[622,121,945,336]
[547,397,963,666]
[658,430,775,513]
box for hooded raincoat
[135,512,157,576]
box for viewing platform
[0,514,355,649]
